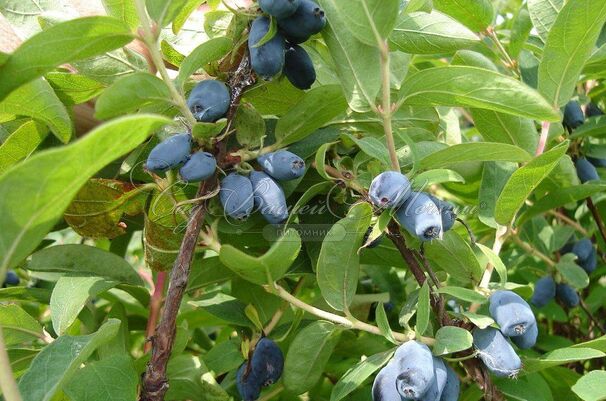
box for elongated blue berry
[429,195,456,232]
[586,102,604,118]
[257,150,305,181]
[396,192,443,241]
[249,17,285,80]
[440,365,460,401]
[145,133,192,173]
[284,44,316,90]
[251,338,284,386]
[179,151,216,182]
[220,173,254,220]
[372,360,401,401]
[556,283,579,308]
[489,290,536,337]
[473,327,521,378]
[576,158,599,183]
[277,0,326,43]
[393,341,435,399]
[511,322,538,349]
[3,271,19,287]
[418,357,448,401]
[187,80,230,122]
[236,364,262,401]
[259,0,300,18]
[530,276,556,308]
[369,171,412,209]
[563,101,584,130]
[250,171,289,224]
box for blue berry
[145,133,192,173]
[277,0,326,43]
[3,271,19,287]
[556,283,579,308]
[250,171,289,224]
[418,357,448,401]
[220,173,254,220]
[575,158,599,183]
[249,17,285,80]
[372,360,401,401]
[429,195,456,232]
[396,192,443,241]
[236,364,262,401]
[187,80,230,122]
[259,0,300,18]
[284,44,316,90]
[257,150,306,181]
[440,365,460,401]
[563,101,585,130]
[530,276,556,308]
[179,151,216,182]
[588,157,606,168]
[251,338,284,386]
[511,322,538,349]
[585,102,604,118]
[369,171,412,209]
[473,327,522,378]
[489,290,536,337]
[393,341,435,399]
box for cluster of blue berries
[2,270,19,287]
[531,238,597,308]
[372,341,459,401]
[249,0,325,89]
[368,171,456,241]
[220,150,305,223]
[236,338,284,401]
[472,290,537,379]
[563,100,605,182]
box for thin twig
[263,277,305,335]
[0,327,24,401]
[586,197,606,245]
[536,121,551,156]
[140,181,213,401]
[579,298,606,335]
[485,27,519,77]
[511,236,556,267]
[548,210,589,236]
[379,39,400,171]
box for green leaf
[166,355,230,401]
[102,0,139,29]
[286,181,333,224]
[519,184,606,224]
[0,120,48,174]
[419,143,531,170]
[425,230,483,284]
[317,203,372,311]
[173,0,206,33]
[28,244,144,286]
[0,79,71,143]
[471,109,538,154]
[495,141,569,225]
[346,134,390,166]
[572,370,606,401]
[95,72,172,119]
[327,0,399,46]
[318,0,381,112]
[146,0,189,27]
[390,11,480,54]
[46,72,106,105]
[479,162,517,228]
[433,326,473,356]
[524,347,606,373]
[63,354,138,401]
[399,66,559,121]
[234,102,265,147]
[0,0,65,39]
[569,116,606,139]
[412,169,465,189]
[189,293,253,327]
[556,254,590,290]
[416,281,430,335]
[275,85,347,146]
[0,16,133,102]
[537,0,606,107]
[376,302,398,344]
[284,321,342,394]
[432,0,494,32]
[219,228,301,285]
[438,286,487,304]
[0,303,43,345]
[460,311,494,329]
[475,243,508,286]
[18,319,120,401]
[0,115,169,272]
[50,276,116,335]
[527,0,563,42]
[314,142,336,181]
[175,37,232,88]
[330,350,394,401]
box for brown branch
[140,180,213,401]
[586,197,606,246]
[386,221,503,401]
